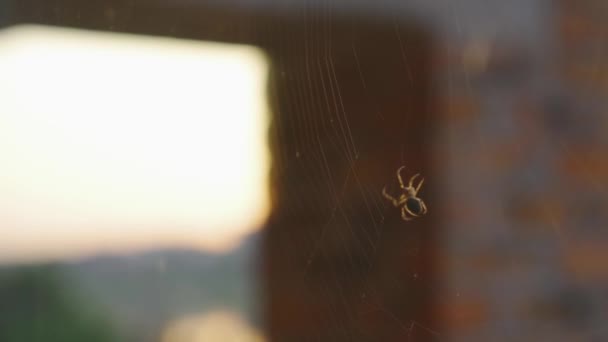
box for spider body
[405,197,424,216]
[382,166,427,221]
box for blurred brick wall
[434,1,608,341]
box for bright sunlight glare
[162,310,266,342]
[0,25,270,263]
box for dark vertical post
[263,17,437,341]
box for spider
[382,166,427,221]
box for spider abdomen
[405,197,424,215]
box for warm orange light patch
[162,310,266,342]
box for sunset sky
[0,25,271,263]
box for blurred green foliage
[0,265,116,342]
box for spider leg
[408,174,420,189]
[397,166,407,189]
[420,201,428,214]
[415,177,425,195]
[382,186,401,207]
[401,206,413,221]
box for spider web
[265,1,440,340]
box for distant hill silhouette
[0,232,262,342]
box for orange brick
[563,241,608,281]
[444,202,483,229]
[505,195,565,228]
[558,15,596,46]
[561,63,608,94]
[442,95,480,123]
[437,297,488,333]
[558,8,608,46]
[466,252,508,273]
[477,142,527,175]
[559,146,608,185]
